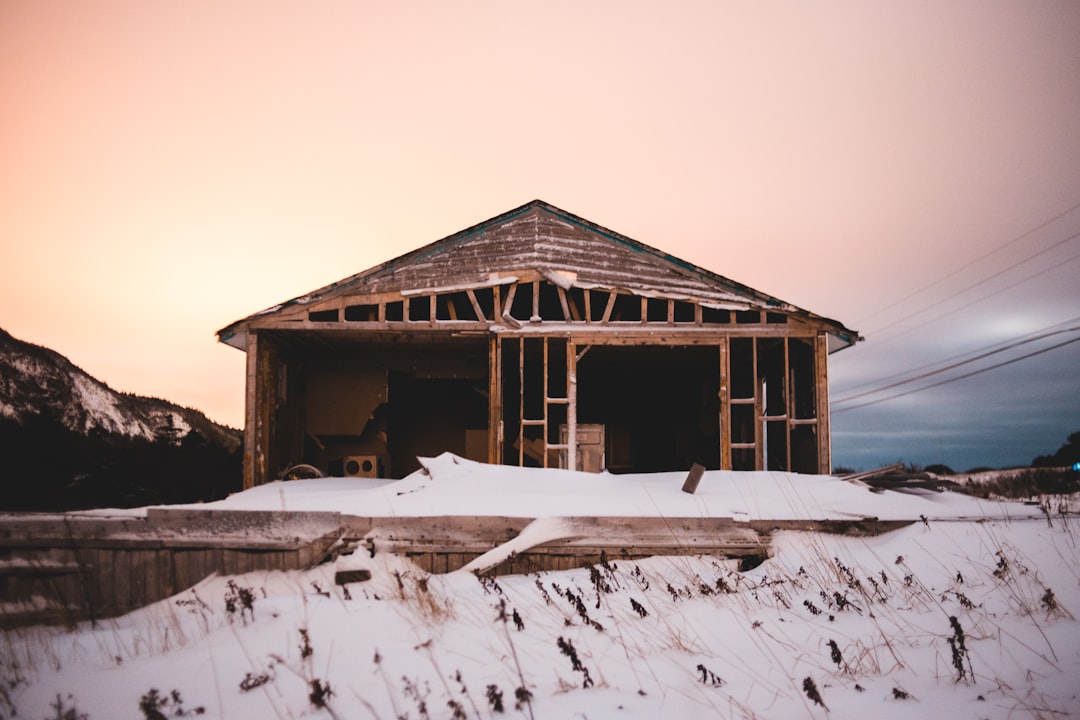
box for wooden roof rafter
[219,200,861,351]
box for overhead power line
[832,334,1080,414]
[867,246,1080,348]
[867,231,1080,346]
[853,198,1080,327]
[833,322,1080,405]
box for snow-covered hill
[0,327,242,510]
[0,326,239,450]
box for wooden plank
[815,333,831,474]
[134,549,155,607]
[600,291,617,324]
[501,283,517,323]
[556,286,573,321]
[753,339,763,470]
[81,548,106,615]
[467,288,486,321]
[111,549,131,614]
[489,336,500,464]
[244,332,258,489]
[787,338,797,426]
[566,339,577,472]
[682,464,705,493]
[719,338,731,470]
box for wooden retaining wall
[0,510,343,628]
[1,510,910,628]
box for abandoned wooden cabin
[217,200,860,488]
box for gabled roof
[218,199,859,349]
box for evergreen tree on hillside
[1032,430,1080,468]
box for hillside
[0,327,242,510]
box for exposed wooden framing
[501,283,517,324]
[493,327,815,343]
[540,337,549,466]
[250,293,834,335]
[219,202,857,485]
[467,288,485,321]
[250,317,834,336]
[753,339,764,470]
[785,338,791,471]
[488,336,500,465]
[566,339,577,472]
[239,299,840,483]
[816,333,832,474]
[517,338,524,465]
[600,291,617,324]
[556,286,573,322]
[719,338,730,470]
[243,332,259,489]
[251,333,279,488]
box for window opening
[344,304,378,322]
[538,281,564,321]
[702,306,731,324]
[407,296,431,322]
[646,298,668,322]
[588,290,610,322]
[610,293,641,322]
[673,300,695,323]
[509,282,534,322]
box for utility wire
[834,315,1080,396]
[832,335,1080,414]
[868,230,1080,344]
[833,323,1080,404]
[852,198,1080,326]
[867,246,1080,348]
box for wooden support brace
[467,288,486,321]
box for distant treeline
[1032,430,1080,469]
[0,414,242,512]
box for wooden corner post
[815,333,831,474]
[243,332,259,489]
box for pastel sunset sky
[3,1,1078,470]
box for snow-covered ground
[168,453,1051,523]
[4,457,1078,719]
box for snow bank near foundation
[192,452,1043,522]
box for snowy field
[3,457,1078,719]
